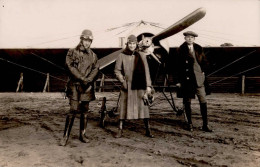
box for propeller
[98,7,206,69]
[152,7,206,42]
[138,35,161,64]
[138,7,206,63]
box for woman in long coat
[114,35,154,138]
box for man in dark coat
[176,31,212,132]
[60,29,99,146]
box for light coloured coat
[114,51,152,120]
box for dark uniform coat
[66,47,99,101]
[177,42,210,98]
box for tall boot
[115,120,123,138]
[200,103,213,132]
[60,114,75,146]
[144,118,154,138]
[184,102,193,131]
[79,113,90,143]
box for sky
[0,0,259,48]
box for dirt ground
[0,92,259,167]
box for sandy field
[0,92,259,167]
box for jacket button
[186,60,188,63]
[186,69,189,71]
[187,77,190,80]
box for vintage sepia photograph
[0,0,260,166]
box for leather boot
[79,113,90,143]
[144,118,154,138]
[200,103,213,132]
[60,114,75,146]
[184,102,193,132]
[115,120,123,138]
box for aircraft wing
[98,49,123,70]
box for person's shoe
[60,136,69,146]
[202,125,213,132]
[79,133,90,143]
[186,124,193,132]
[79,113,89,143]
[115,129,122,138]
[145,129,154,138]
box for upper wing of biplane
[97,7,206,70]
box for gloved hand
[81,77,90,86]
[176,83,181,88]
[143,86,155,106]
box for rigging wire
[198,33,253,46]
[0,57,67,82]
[195,38,216,46]
[192,27,255,41]
[196,35,227,46]
[191,26,257,46]
[106,21,139,32]
[31,52,67,72]
[207,50,256,77]
[209,64,260,85]
[26,35,80,48]
[25,28,112,48]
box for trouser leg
[63,115,70,137]
[183,98,193,131]
[183,98,192,124]
[60,99,78,146]
[196,86,212,132]
[115,119,124,138]
[144,118,154,138]
[200,103,213,132]
[79,101,90,143]
[60,113,75,146]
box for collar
[76,44,91,54]
[187,44,194,53]
[122,47,136,56]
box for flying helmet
[80,29,93,40]
[127,34,137,43]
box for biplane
[96,7,207,127]
[0,7,207,127]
